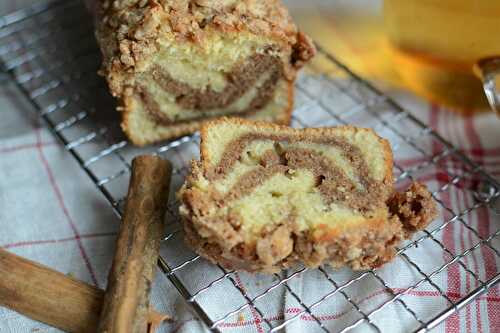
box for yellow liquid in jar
[384,0,500,113]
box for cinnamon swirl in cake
[178,118,438,273]
[94,0,315,145]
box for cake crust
[179,118,438,273]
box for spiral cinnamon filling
[136,53,283,124]
[206,133,391,213]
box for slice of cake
[94,0,315,146]
[178,118,438,273]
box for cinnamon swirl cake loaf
[94,0,315,145]
[179,118,438,273]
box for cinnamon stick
[98,155,172,333]
[0,248,169,333]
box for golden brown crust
[179,119,437,273]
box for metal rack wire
[1,1,499,332]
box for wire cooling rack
[1,1,499,332]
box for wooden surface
[98,155,172,333]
